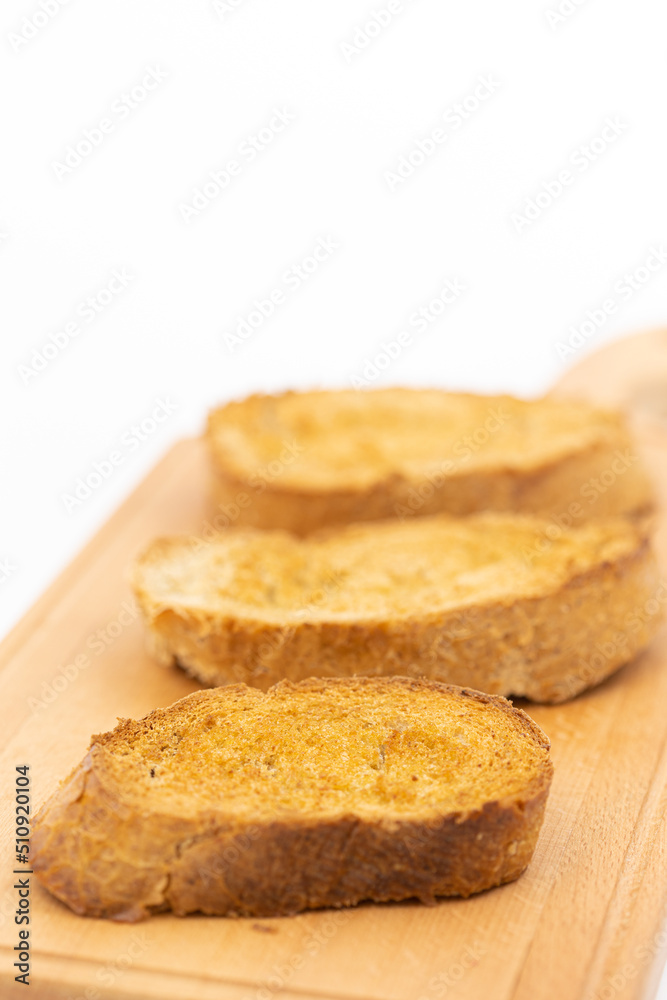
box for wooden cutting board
[2,334,667,1000]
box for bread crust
[32,679,553,920]
[206,389,655,534]
[133,522,661,704]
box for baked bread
[31,677,553,920]
[206,388,654,534]
[132,513,660,703]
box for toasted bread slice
[132,513,661,703]
[32,678,552,920]
[206,389,654,534]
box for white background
[1,0,666,989]
[3,0,667,637]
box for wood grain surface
[1,333,667,1000]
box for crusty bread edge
[205,391,655,534]
[133,530,662,703]
[32,679,553,920]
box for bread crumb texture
[32,679,552,919]
[96,680,546,817]
[133,513,660,701]
[206,389,654,532]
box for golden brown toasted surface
[32,679,553,919]
[205,388,654,533]
[206,388,633,490]
[134,513,645,624]
[95,679,549,821]
[132,513,660,702]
